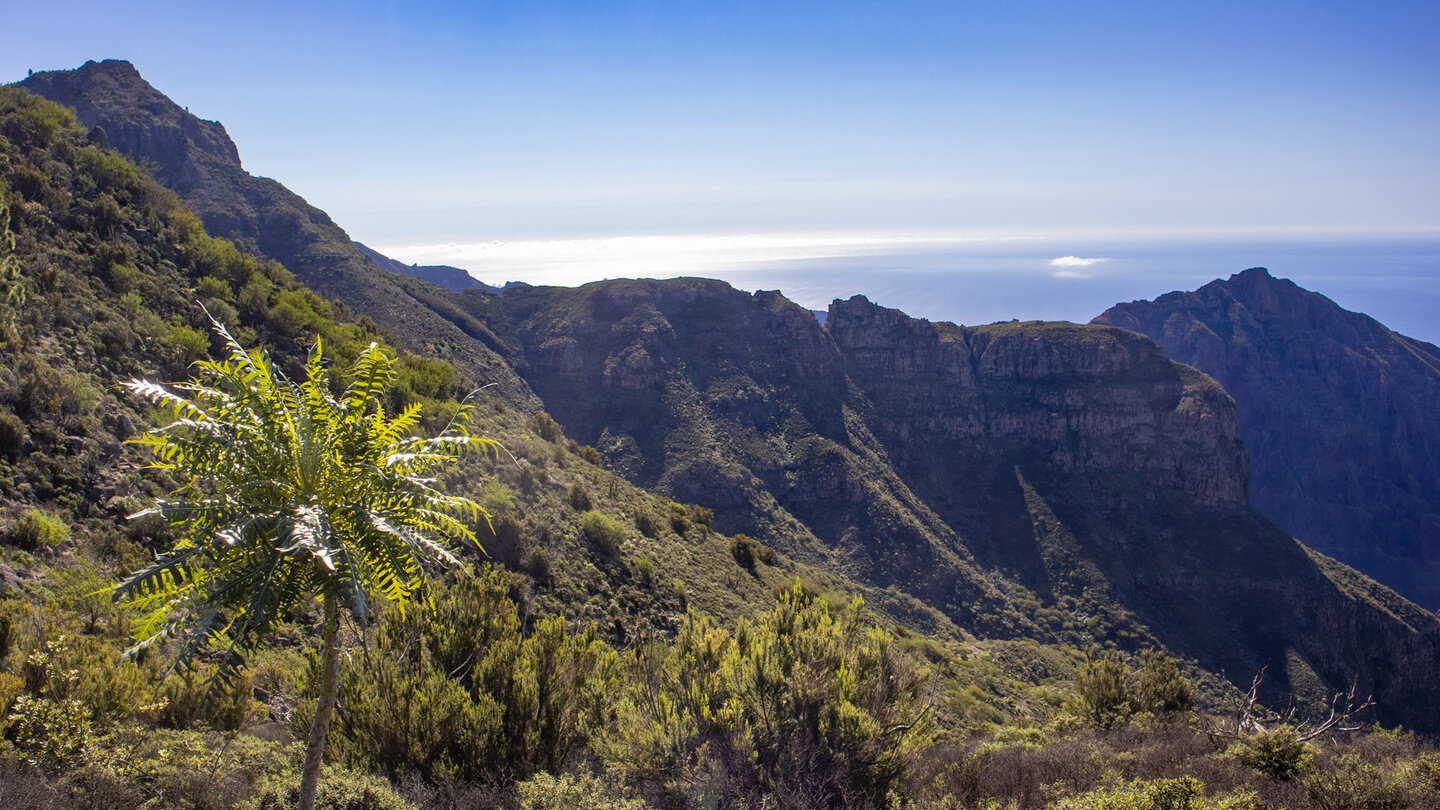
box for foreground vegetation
[2,567,1438,808]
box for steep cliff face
[829,296,1248,510]
[460,280,1440,728]
[1096,267,1440,610]
[830,296,1439,725]
[18,60,534,406]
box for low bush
[1227,727,1312,780]
[579,510,625,557]
[12,508,70,550]
[516,771,646,810]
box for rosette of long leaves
[115,318,495,808]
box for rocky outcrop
[829,296,1248,509]
[1096,268,1440,610]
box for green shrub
[1075,648,1131,730]
[1050,776,1258,810]
[527,549,552,583]
[481,481,517,516]
[579,511,625,557]
[6,694,94,767]
[107,262,140,292]
[195,274,233,303]
[12,508,70,550]
[632,555,657,585]
[567,483,593,511]
[1132,649,1194,716]
[249,765,416,810]
[634,510,658,538]
[577,445,602,465]
[731,533,758,570]
[0,408,26,457]
[530,412,564,443]
[516,771,646,810]
[165,321,211,365]
[1304,751,1422,810]
[1227,726,1312,780]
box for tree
[116,318,494,810]
[1075,647,1131,730]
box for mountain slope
[1095,267,1440,610]
[18,59,534,408]
[455,279,1440,728]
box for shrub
[1050,776,1258,810]
[12,508,70,550]
[567,483,593,511]
[1227,726,1312,780]
[1075,648,1131,730]
[579,511,625,557]
[164,321,211,365]
[632,555,657,585]
[5,694,93,767]
[731,534,758,570]
[481,482,517,516]
[107,262,140,292]
[1305,751,1422,810]
[516,771,646,810]
[0,408,26,457]
[634,510,658,538]
[530,412,564,443]
[1133,649,1195,716]
[249,765,416,810]
[527,549,552,583]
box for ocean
[385,233,1440,345]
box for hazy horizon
[6,3,1436,338]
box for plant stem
[299,591,339,810]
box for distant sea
[386,233,1440,345]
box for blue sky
[3,1,1439,332]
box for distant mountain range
[353,241,499,293]
[14,59,1440,729]
[1097,268,1440,610]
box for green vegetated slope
[1096,267,1440,611]
[18,60,534,407]
[455,280,1440,730]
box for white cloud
[373,233,1013,287]
[1048,255,1111,268]
[1051,269,1092,279]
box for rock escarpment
[460,279,1440,729]
[829,296,1248,509]
[1096,267,1440,610]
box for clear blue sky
[3,2,1437,259]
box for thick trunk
[299,592,340,810]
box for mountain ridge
[17,59,536,408]
[1096,267,1440,610]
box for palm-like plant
[117,319,494,810]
